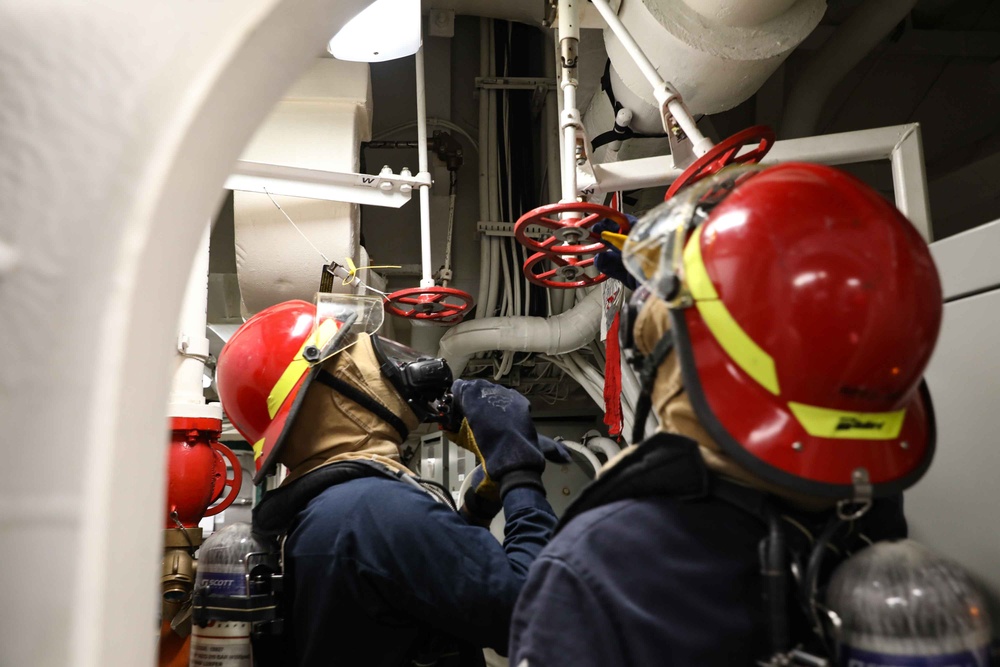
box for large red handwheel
[514,202,631,256]
[665,125,775,200]
[523,251,608,289]
[384,286,475,323]
[203,441,242,517]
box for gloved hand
[446,379,546,499]
[460,436,569,528]
[593,217,638,290]
[459,465,501,527]
[539,435,572,464]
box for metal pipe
[890,124,932,242]
[476,234,490,319]
[561,89,578,203]
[487,22,500,224]
[558,0,581,204]
[476,18,491,320]
[364,140,420,149]
[442,183,457,285]
[168,222,220,421]
[588,0,660,99]
[544,31,561,205]
[486,237,501,317]
[415,46,434,288]
[545,31,567,317]
[588,123,932,240]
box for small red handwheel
[665,125,776,200]
[514,202,632,256]
[204,442,242,517]
[384,286,475,323]
[523,251,608,289]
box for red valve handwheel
[523,251,609,289]
[514,202,632,256]
[665,125,776,200]
[384,286,475,323]
[203,441,242,517]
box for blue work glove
[539,435,572,464]
[593,217,638,290]
[459,436,568,527]
[446,379,546,499]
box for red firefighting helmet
[215,294,384,483]
[622,163,943,499]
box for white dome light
[327,0,421,63]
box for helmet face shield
[310,293,385,364]
[622,165,762,301]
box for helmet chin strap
[631,330,675,444]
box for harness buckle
[836,468,873,521]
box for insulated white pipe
[582,431,622,461]
[681,0,798,27]
[782,0,918,139]
[168,222,221,421]
[415,46,434,288]
[588,0,711,154]
[439,287,604,375]
[558,440,604,477]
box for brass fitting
[161,528,202,614]
[162,547,196,604]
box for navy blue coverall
[508,434,907,666]
[281,472,556,666]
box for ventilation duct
[234,59,372,313]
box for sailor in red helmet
[215,294,557,666]
[508,163,944,666]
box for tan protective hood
[277,334,420,485]
[628,296,832,511]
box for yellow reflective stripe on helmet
[683,225,781,396]
[267,358,310,418]
[266,318,340,419]
[252,437,265,461]
[788,402,907,440]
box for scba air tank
[190,523,270,667]
[826,539,992,667]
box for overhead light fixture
[327,0,421,63]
